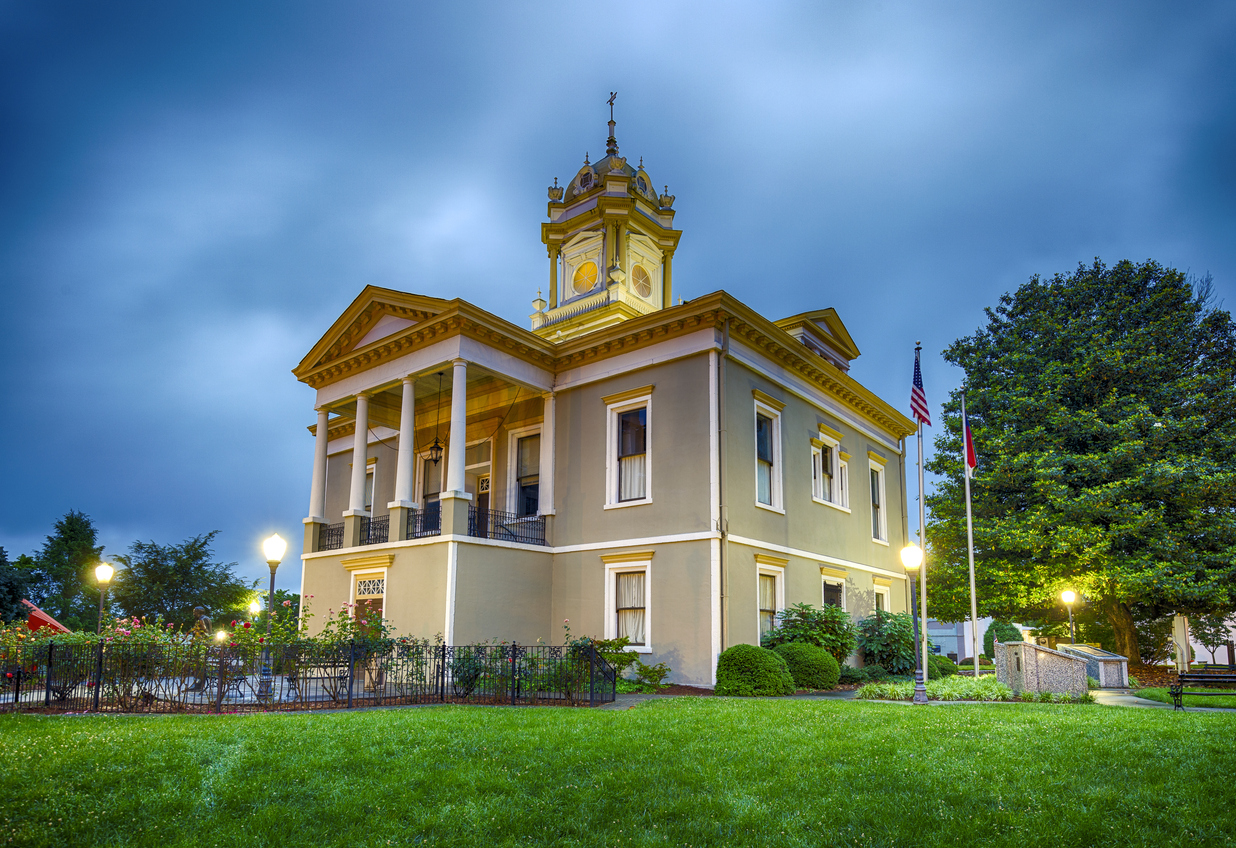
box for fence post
[347,639,355,709]
[510,645,519,705]
[440,643,447,702]
[44,644,54,708]
[215,647,225,714]
[589,646,596,708]
[92,640,104,712]
[12,660,20,711]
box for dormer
[530,102,682,342]
[774,309,861,372]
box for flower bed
[856,675,1093,703]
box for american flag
[910,347,931,426]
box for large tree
[0,547,34,624]
[23,511,106,632]
[925,260,1236,662]
[111,532,256,629]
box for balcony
[359,515,389,546]
[407,503,441,539]
[468,506,547,546]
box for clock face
[573,261,598,295]
[632,264,652,298]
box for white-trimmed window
[604,388,653,508]
[754,397,783,511]
[363,460,376,514]
[757,563,785,638]
[822,576,846,610]
[417,453,443,506]
[869,457,888,544]
[506,425,541,517]
[351,570,386,623]
[603,556,652,652]
[874,585,891,613]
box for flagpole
[962,392,979,677]
[915,344,929,681]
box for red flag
[962,396,977,471]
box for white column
[391,377,416,508]
[539,391,555,515]
[307,408,328,521]
[445,359,468,496]
[346,393,370,515]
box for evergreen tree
[24,511,106,632]
[0,547,33,624]
[926,260,1236,662]
[111,532,256,629]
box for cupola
[531,95,682,341]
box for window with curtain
[759,573,777,636]
[516,434,540,517]
[618,408,646,502]
[616,571,645,646]
[870,467,883,540]
[820,445,833,502]
[756,413,774,505]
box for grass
[857,675,1019,702]
[1137,686,1236,709]
[1,699,1234,847]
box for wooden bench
[1169,672,1236,710]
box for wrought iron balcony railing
[319,522,344,551]
[359,515,389,546]
[468,506,547,546]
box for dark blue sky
[2,1,1233,590]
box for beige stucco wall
[552,354,713,546]
[452,541,552,645]
[550,540,715,685]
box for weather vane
[608,91,616,120]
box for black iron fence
[407,504,441,539]
[360,515,389,546]
[468,506,547,546]
[0,641,615,714]
[319,522,344,551]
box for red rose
[4,673,11,679]
[231,620,237,627]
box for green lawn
[1137,686,1236,709]
[1,699,1233,847]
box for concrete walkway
[602,687,1236,712]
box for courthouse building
[294,116,918,684]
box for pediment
[294,286,450,376]
[774,308,861,366]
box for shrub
[635,659,671,687]
[856,675,1016,702]
[838,665,868,685]
[715,644,794,697]
[1087,675,1100,690]
[863,663,889,680]
[761,603,857,663]
[1128,674,1140,688]
[856,612,922,675]
[983,621,1023,657]
[928,655,958,678]
[771,643,839,690]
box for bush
[715,644,794,697]
[771,643,840,690]
[838,665,868,685]
[635,659,671,687]
[856,675,1016,702]
[856,612,922,675]
[983,621,1023,657]
[761,603,857,663]
[928,655,958,677]
[863,663,889,680]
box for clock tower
[531,101,682,341]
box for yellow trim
[839,451,851,461]
[873,576,892,587]
[342,554,395,572]
[754,553,789,568]
[810,437,825,448]
[819,424,843,442]
[600,551,655,564]
[820,565,848,581]
[752,389,786,411]
[601,385,654,406]
[867,450,888,466]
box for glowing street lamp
[1062,590,1077,645]
[94,563,114,635]
[900,544,929,705]
[257,533,287,698]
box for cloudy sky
[2,1,1233,590]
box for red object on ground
[21,599,71,634]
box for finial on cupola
[606,92,619,155]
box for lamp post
[257,534,287,698]
[1062,590,1077,645]
[94,563,114,635]
[900,544,929,705]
